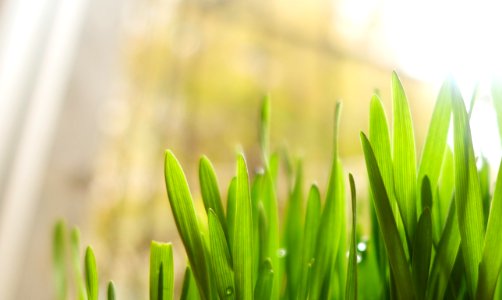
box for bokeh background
[0,0,501,299]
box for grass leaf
[392,71,417,245]
[149,241,174,300]
[254,259,274,300]
[411,208,432,300]
[70,228,87,300]
[53,220,67,300]
[360,132,414,299]
[164,150,210,299]
[233,153,254,300]
[107,281,116,300]
[180,267,201,300]
[85,246,99,300]
[208,209,235,299]
[345,174,357,300]
[477,159,502,299]
[452,84,485,296]
[226,176,237,254]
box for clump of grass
[54,72,502,299]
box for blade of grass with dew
[392,71,417,247]
[226,176,237,254]
[477,159,502,299]
[360,132,414,299]
[299,184,321,299]
[309,102,343,299]
[70,228,86,300]
[426,200,460,300]
[53,220,66,300]
[180,266,201,300]
[164,150,210,299]
[452,85,485,296]
[411,208,432,300]
[346,174,357,300]
[85,246,98,300]
[283,160,304,298]
[199,156,227,239]
[491,79,502,142]
[107,281,116,300]
[149,241,174,300]
[254,258,274,300]
[208,209,235,299]
[233,154,254,300]
[417,79,452,206]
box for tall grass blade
[254,259,274,300]
[233,154,254,300]
[107,281,116,300]
[360,132,414,299]
[436,148,454,242]
[452,85,485,296]
[164,150,210,299]
[199,156,227,238]
[411,208,432,300]
[477,159,502,299]
[208,209,235,299]
[180,267,201,300]
[260,95,271,165]
[85,246,99,300]
[299,184,321,299]
[392,71,417,245]
[53,220,66,300]
[226,176,237,254]
[346,174,357,300]
[149,241,174,300]
[309,102,344,299]
[70,228,87,300]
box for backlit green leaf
[346,174,357,300]
[180,267,201,300]
[53,220,66,300]
[107,281,116,300]
[254,259,274,300]
[412,208,432,300]
[149,241,174,300]
[70,228,86,300]
[85,246,99,300]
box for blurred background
[0,0,501,298]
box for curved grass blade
[361,132,414,299]
[452,85,485,296]
[309,102,344,299]
[107,281,116,300]
[284,160,304,297]
[254,259,274,300]
[85,246,99,300]
[346,174,357,300]
[477,159,502,299]
[208,209,235,299]
[164,150,209,299]
[180,266,201,300]
[70,228,87,300]
[436,147,454,241]
[233,153,254,300]
[260,95,271,165]
[149,241,174,300]
[299,184,321,299]
[199,156,227,238]
[226,176,237,254]
[411,208,432,300]
[53,220,66,300]
[392,71,417,246]
[418,79,452,206]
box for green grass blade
[411,208,432,300]
[418,79,452,205]
[427,201,460,300]
[254,259,274,300]
[299,184,321,299]
[309,102,344,299]
[452,85,485,296]
[164,150,209,299]
[233,153,254,300]
[107,281,116,300]
[53,220,66,300]
[283,161,304,297]
[392,71,417,245]
[70,228,87,300]
[436,147,454,242]
[491,79,502,142]
[269,152,280,184]
[85,246,99,300]
[208,209,235,299]
[346,174,357,300]
[260,95,271,165]
[180,267,201,300]
[478,157,490,226]
[360,132,414,299]
[226,176,237,254]
[199,156,227,239]
[149,241,174,300]
[477,159,502,299]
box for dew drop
[276,248,287,258]
[225,287,234,296]
[356,254,362,264]
[357,242,367,252]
